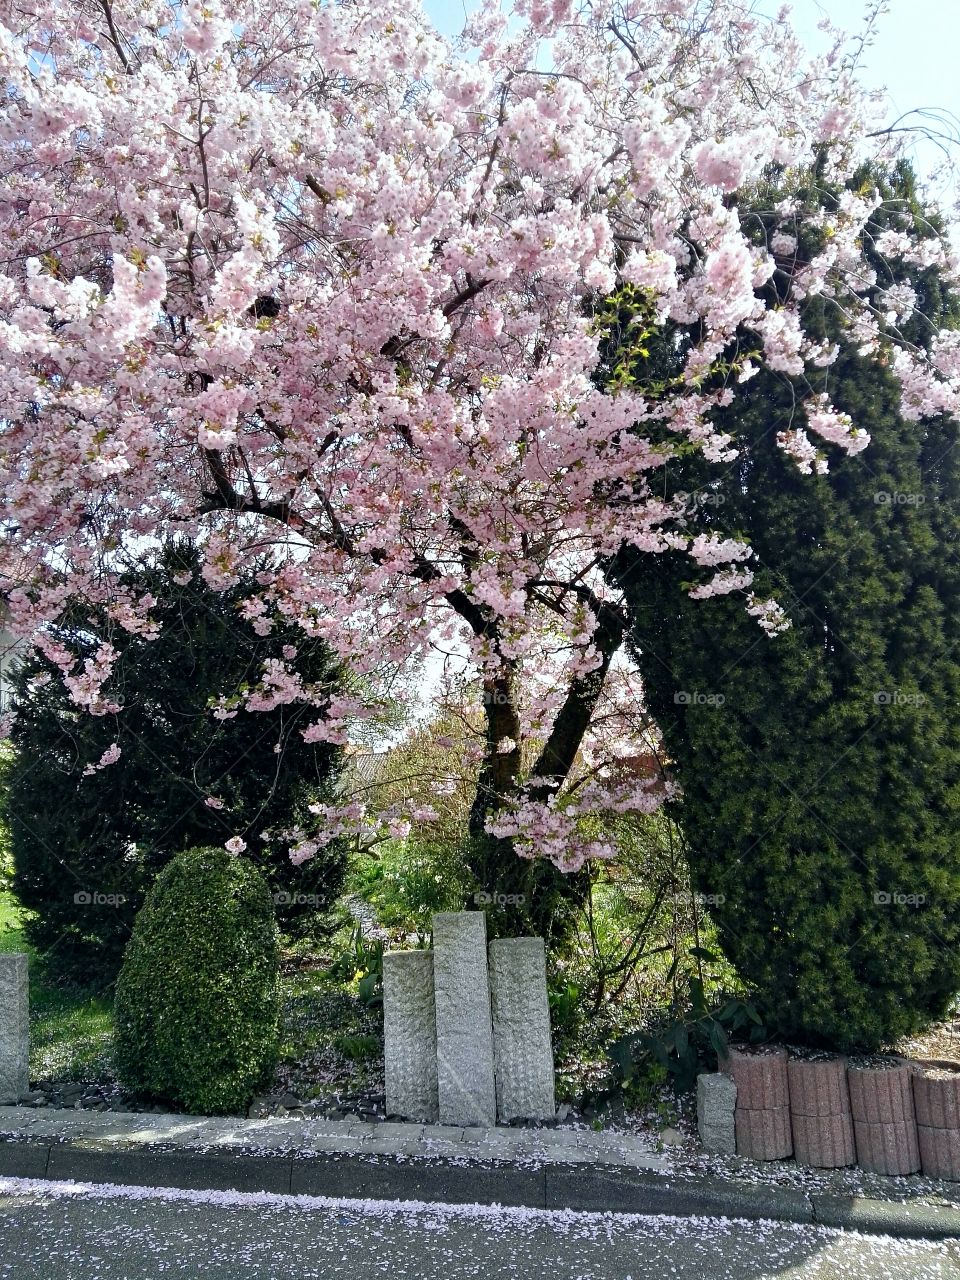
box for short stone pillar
[0,953,29,1104]
[489,937,555,1122]
[697,1071,737,1155]
[383,950,439,1122]
[432,912,497,1126]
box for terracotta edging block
[847,1061,915,1125]
[917,1124,960,1182]
[853,1117,920,1176]
[791,1110,856,1168]
[787,1055,850,1118]
[734,1105,793,1160]
[912,1068,960,1131]
[721,1047,789,1111]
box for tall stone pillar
[0,953,29,1104]
[383,950,439,1122]
[488,937,556,1122]
[432,912,497,1126]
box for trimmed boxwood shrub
[114,847,281,1114]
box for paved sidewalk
[1,1106,959,1241]
[0,1106,666,1166]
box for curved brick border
[848,1059,920,1175]
[912,1061,960,1181]
[791,1112,855,1168]
[788,1055,855,1168]
[847,1060,915,1125]
[721,1047,789,1110]
[787,1055,849,1118]
[917,1125,960,1182]
[734,1106,793,1161]
[911,1062,960,1129]
[854,1118,921,1176]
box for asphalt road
[0,1178,958,1279]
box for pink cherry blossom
[0,0,954,871]
[82,742,121,777]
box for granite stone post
[0,953,29,1104]
[697,1072,737,1155]
[488,937,555,1122]
[432,912,497,1126]
[383,950,439,1123]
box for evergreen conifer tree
[608,163,960,1049]
[6,542,348,984]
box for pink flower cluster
[0,0,956,868]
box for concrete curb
[1,1136,959,1239]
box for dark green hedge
[607,162,960,1051]
[7,540,348,986]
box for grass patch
[0,888,114,1084]
[0,889,384,1103]
[274,962,384,1102]
[0,887,28,954]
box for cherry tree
[1,0,958,904]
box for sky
[421,0,960,194]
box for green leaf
[709,1019,730,1059]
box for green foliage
[609,977,768,1096]
[549,812,737,1049]
[6,541,348,985]
[0,744,12,890]
[332,1032,381,1062]
[114,847,281,1115]
[0,886,24,953]
[608,162,960,1051]
[350,837,476,939]
[349,704,591,945]
[328,926,384,1009]
[548,979,581,1040]
[276,962,383,1101]
[0,887,114,1082]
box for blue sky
[422,1,960,187]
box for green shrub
[608,163,960,1050]
[7,541,348,986]
[350,837,476,937]
[114,847,281,1114]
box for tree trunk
[464,663,569,938]
[463,631,620,942]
